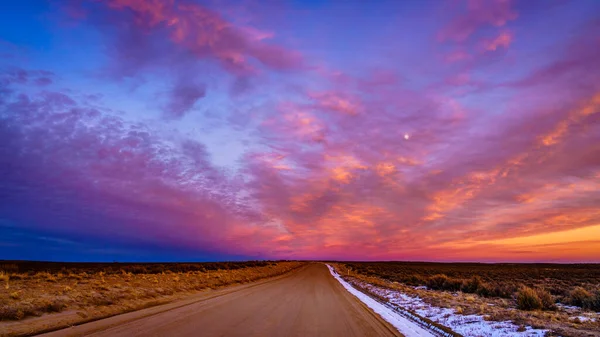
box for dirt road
[40,263,403,337]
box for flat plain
[1,261,599,337]
[0,261,303,336]
[334,262,600,337]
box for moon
[404,133,410,140]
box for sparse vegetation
[334,262,600,337]
[0,272,9,290]
[568,287,591,307]
[515,286,556,311]
[535,287,556,311]
[0,260,303,335]
[568,286,600,311]
[340,261,600,307]
[517,286,542,310]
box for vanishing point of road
[41,263,404,337]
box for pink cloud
[64,0,304,119]
[444,50,472,63]
[438,0,518,42]
[105,0,304,75]
[308,91,362,115]
[483,30,513,51]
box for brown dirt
[34,263,403,337]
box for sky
[0,0,599,262]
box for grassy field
[0,260,304,336]
[333,262,600,337]
[340,262,600,309]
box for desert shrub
[89,294,115,306]
[424,274,463,291]
[427,274,450,290]
[475,282,493,297]
[0,271,9,289]
[458,276,512,299]
[35,272,57,282]
[0,306,25,320]
[9,273,25,280]
[0,302,40,321]
[44,299,67,313]
[568,287,600,311]
[534,288,556,310]
[589,290,600,311]
[490,283,515,298]
[568,287,592,307]
[462,275,483,294]
[517,286,543,310]
[444,277,463,291]
[406,274,426,286]
[68,273,83,280]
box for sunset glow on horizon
[1,0,599,262]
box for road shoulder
[2,264,308,337]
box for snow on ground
[326,265,436,337]
[350,279,548,337]
[556,304,598,322]
[570,316,595,322]
[328,264,549,337]
[567,315,597,323]
[556,304,580,312]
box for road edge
[326,264,454,337]
[29,263,309,337]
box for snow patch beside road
[326,264,435,337]
[351,278,548,337]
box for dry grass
[0,272,9,290]
[0,261,303,325]
[567,287,600,310]
[334,263,600,337]
[341,261,600,308]
[517,286,543,310]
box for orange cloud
[442,225,600,251]
[397,156,421,166]
[375,162,396,177]
[424,169,501,221]
[423,91,600,226]
[540,93,600,146]
[262,102,327,143]
[325,154,367,184]
[106,0,303,74]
